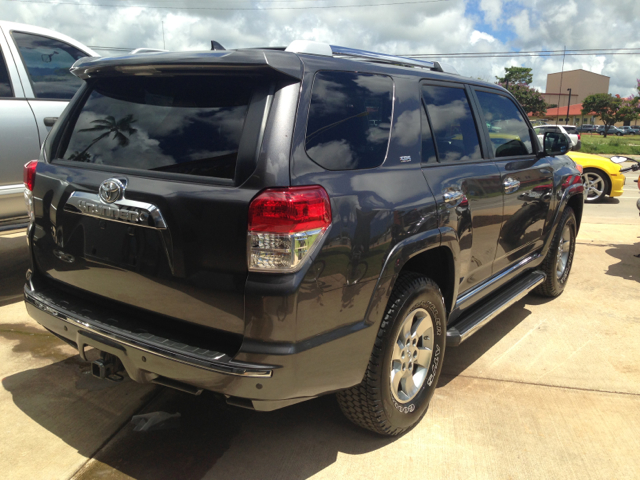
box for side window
[12,31,88,100]
[476,91,533,158]
[0,47,13,97]
[305,71,393,170]
[420,102,437,163]
[421,85,482,162]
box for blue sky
[2,0,640,97]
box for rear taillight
[248,186,331,272]
[23,160,37,191]
[578,133,581,140]
[23,160,38,223]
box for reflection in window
[422,85,482,162]
[0,47,13,97]
[421,103,437,163]
[59,76,255,179]
[305,71,393,170]
[12,32,87,100]
[476,91,533,158]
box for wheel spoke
[392,339,403,361]
[415,347,432,368]
[391,369,403,393]
[400,314,413,339]
[414,314,433,338]
[402,371,416,396]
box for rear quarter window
[57,76,258,180]
[305,71,393,170]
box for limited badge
[400,156,411,163]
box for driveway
[1,177,639,480]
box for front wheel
[583,169,609,203]
[337,273,446,436]
[534,206,577,297]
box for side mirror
[610,156,628,164]
[542,132,570,156]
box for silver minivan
[0,21,96,229]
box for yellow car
[567,151,626,203]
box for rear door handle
[44,117,58,127]
[503,177,521,194]
[443,190,463,204]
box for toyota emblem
[98,178,126,204]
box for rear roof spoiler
[70,49,303,81]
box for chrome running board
[447,271,546,347]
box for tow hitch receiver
[91,352,124,382]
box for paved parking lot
[1,176,638,480]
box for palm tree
[70,114,137,161]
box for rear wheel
[534,206,577,297]
[337,273,446,436]
[583,169,609,203]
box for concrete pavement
[1,188,639,479]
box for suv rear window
[58,76,257,179]
[305,71,393,170]
[564,126,577,134]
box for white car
[0,21,97,230]
[534,125,581,152]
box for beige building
[541,69,609,111]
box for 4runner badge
[64,191,167,230]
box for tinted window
[421,103,437,164]
[476,91,533,158]
[563,126,577,134]
[422,85,482,162]
[12,32,88,99]
[58,76,256,179]
[305,71,393,170]
[0,47,13,97]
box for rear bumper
[609,173,626,197]
[24,277,372,410]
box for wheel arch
[401,246,455,314]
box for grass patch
[580,133,640,155]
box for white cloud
[2,0,640,97]
[470,30,496,45]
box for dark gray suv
[22,40,583,435]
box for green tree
[496,66,533,87]
[582,94,639,137]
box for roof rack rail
[284,40,459,75]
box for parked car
[567,151,626,202]
[630,126,640,134]
[23,40,583,436]
[597,125,624,136]
[534,125,581,151]
[579,124,595,133]
[619,126,635,135]
[0,21,96,230]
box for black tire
[583,168,610,203]
[534,206,577,297]
[336,273,446,436]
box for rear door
[0,31,40,223]
[420,81,503,295]
[7,28,91,143]
[31,71,287,334]
[472,87,553,271]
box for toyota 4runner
[23,40,584,435]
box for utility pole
[566,88,572,125]
[556,46,566,126]
[162,21,166,50]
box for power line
[2,0,449,10]
[403,47,640,57]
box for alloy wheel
[390,308,434,403]
[583,172,605,201]
[556,224,572,278]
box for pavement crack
[440,373,640,397]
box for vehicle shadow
[0,233,30,307]
[600,197,621,205]
[604,241,640,283]
[438,297,534,388]
[3,343,396,480]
